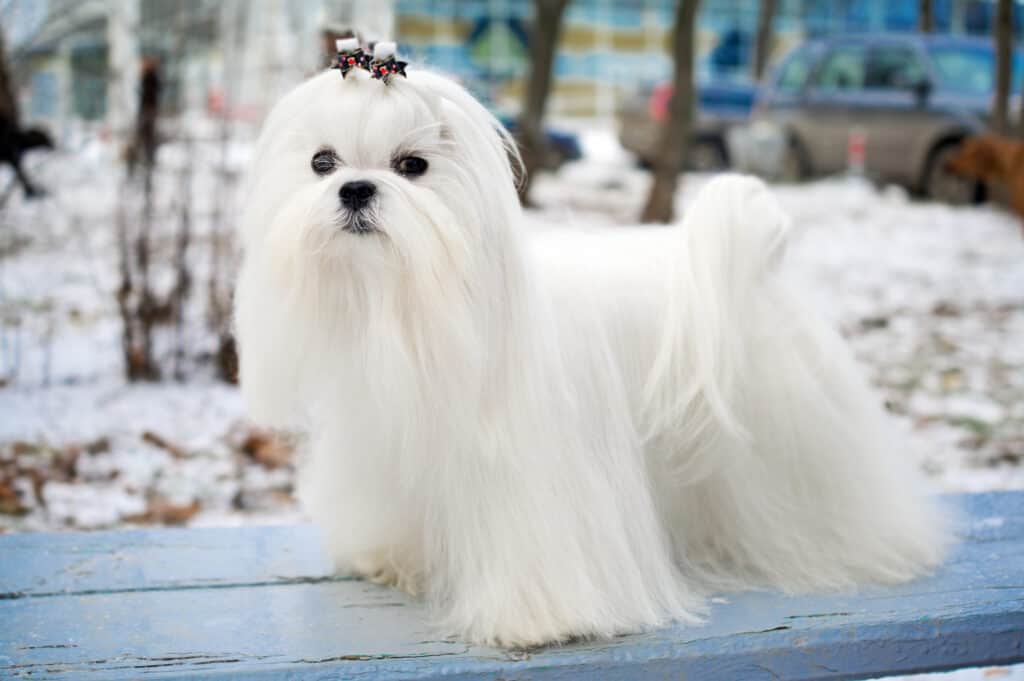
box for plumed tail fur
[645,174,952,592]
[644,174,790,481]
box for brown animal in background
[945,134,1024,228]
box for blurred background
[0,0,1022,549]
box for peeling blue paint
[1,492,1022,680]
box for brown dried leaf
[26,469,47,505]
[0,477,26,515]
[85,437,111,455]
[10,441,37,457]
[126,498,201,526]
[55,446,80,480]
[141,431,190,459]
[240,430,294,469]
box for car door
[800,43,870,175]
[861,41,934,184]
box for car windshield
[774,47,816,92]
[927,45,1023,95]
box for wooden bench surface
[1,491,1022,680]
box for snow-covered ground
[533,128,1024,492]
[0,127,1022,534]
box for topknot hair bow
[332,39,407,84]
[332,37,369,78]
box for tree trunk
[640,0,701,224]
[753,0,778,81]
[107,0,140,144]
[1020,69,1024,138]
[516,0,571,205]
[209,0,247,383]
[0,30,20,126]
[918,0,934,32]
[992,0,1013,135]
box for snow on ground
[0,127,1022,534]
[532,127,1024,492]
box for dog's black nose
[339,180,376,211]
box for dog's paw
[348,550,423,596]
[448,607,609,649]
[466,622,597,650]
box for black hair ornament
[369,42,407,83]
[331,37,370,78]
[331,39,407,84]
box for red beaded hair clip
[369,42,407,83]
[331,39,407,84]
[331,38,369,78]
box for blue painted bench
[1,491,1021,680]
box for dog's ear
[412,71,521,192]
[408,70,523,237]
[946,137,997,180]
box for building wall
[9,0,1023,134]
[396,0,1024,119]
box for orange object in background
[946,134,1024,227]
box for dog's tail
[642,174,789,481]
[643,174,951,591]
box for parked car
[499,116,582,170]
[618,79,756,171]
[751,34,1023,202]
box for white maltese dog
[234,52,950,648]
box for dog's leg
[422,318,703,648]
[11,157,42,198]
[299,422,427,597]
[644,175,951,593]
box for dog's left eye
[311,149,339,176]
[394,155,428,178]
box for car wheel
[924,142,980,205]
[779,139,809,182]
[687,138,729,172]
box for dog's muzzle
[337,180,380,235]
[339,180,376,212]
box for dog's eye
[394,155,428,178]
[311,149,339,176]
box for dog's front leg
[298,430,427,597]
[422,405,702,648]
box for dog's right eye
[311,150,339,176]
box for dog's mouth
[338,212,381,236]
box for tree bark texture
[918,0,934,32]
[640,0,701,224]
[992,0,1013,135]
[515,0,571,205]
[753,0,778,80]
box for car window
[927,45,1023,95]
[868,45,926,89]
[775,48,814,93]
[813,46,867,90]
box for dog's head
[944,135,1003,181]
[239,67,522,295]
[19,127,54,152]
[235,66,526,424]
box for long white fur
[234,66,952,647]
